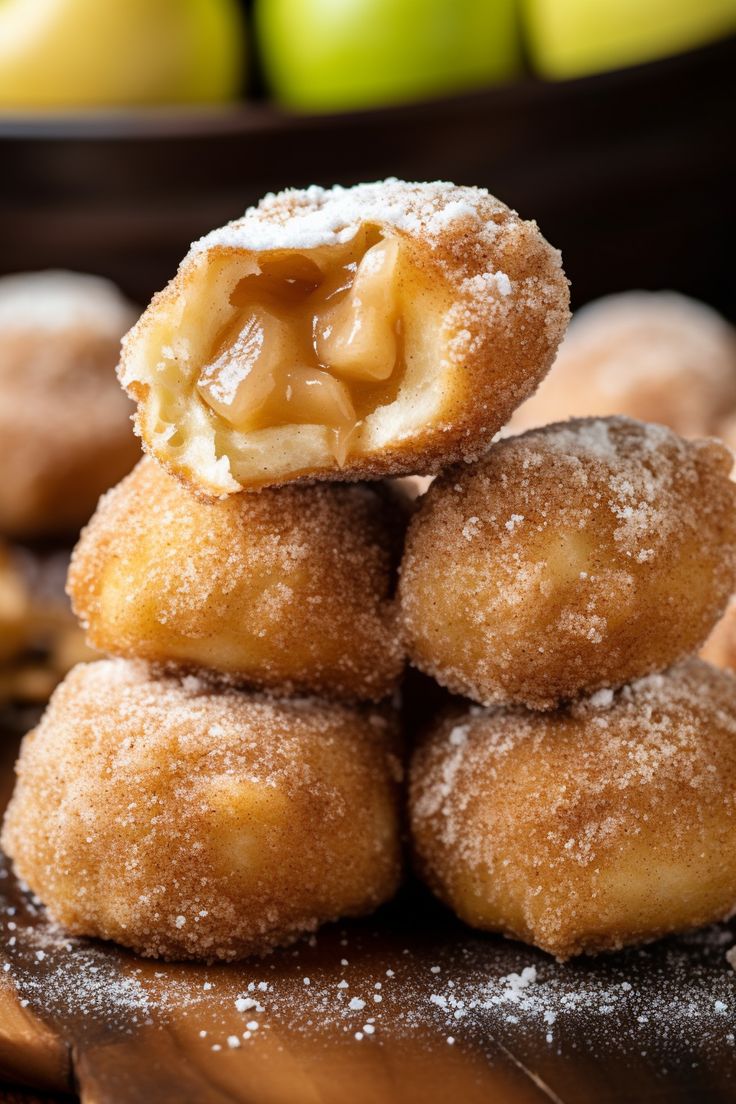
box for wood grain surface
[0,714,735,1103]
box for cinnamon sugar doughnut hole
[410,660,736,959]
[510,291,736,439]
[1,660,403,961]
[68,458,403,702]
[399,416,736,709]
[119,179,569,495]
[0,271,140,538]
[701,596,736,672]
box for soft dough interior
[128,224,455,491]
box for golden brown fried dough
[410,659,736,959]
[1,659,403,961]
[701,595,736,672]
[0,271,140,538]
[119,179,569,494]
[510,291,736,439]
[399,416,736,709]
[0,542,28,665]
[68,458,403,701]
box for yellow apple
[0,0,245,109]
[523,0,736,79]
[255,0,520,112]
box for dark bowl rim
[0,32,733,142]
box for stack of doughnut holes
[405,290,736,958]
[4,181,736,966]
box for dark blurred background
[1,0,734,316]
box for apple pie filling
[196,229,406,464]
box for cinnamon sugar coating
[68,458,404,702]
[399,416,736,709]
[701,595,736,672]
[119,179,569,495]
[410,659,736,959]
[1,660,403,961]
[0,271,140,538]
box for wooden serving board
[1,718,735,1103]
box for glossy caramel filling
[197,230,404,464]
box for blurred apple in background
[523,0,736,79]
[0,0,245,109]
[255,0,520,111]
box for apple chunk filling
[315,237,400,382]
[196,234,404,463]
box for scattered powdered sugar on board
[2,862,736,1076]
[418,931,736,1058]
[1,893,154,1034]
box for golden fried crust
[400,416,736,709]
[68,458,404,702]
[701,595,736,672]
[119,180,569,495]
[1,659,404,961]
[0,273,140,538]
[409,659,736,959]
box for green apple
[255,0,520,111]
[523,0,736,79]
[0,0,245,109]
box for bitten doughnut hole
[1,660,403,961]
[400,416,736,709]
[127,223,453,491]
[120,180,569,494]
[410,660,736,959]
[68,458,404,703]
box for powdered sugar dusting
[193,180,505,256]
